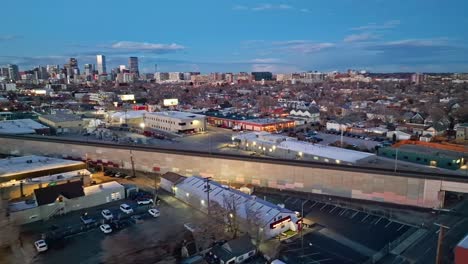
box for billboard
[119,94,135,101]
[163,98,179,106]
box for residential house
[210,235,257,264]
[159,172,186,193]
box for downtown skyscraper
[128,57,139,76]
[96,55,107,75]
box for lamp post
[300,200,307,263]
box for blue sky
[0,0,467,73]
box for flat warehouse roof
[0,119,49,134]
[145,111,206,119]
[0,155,85,178]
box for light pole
[434,222,450,264]
[394,147,399,173]
[300,200,307,263]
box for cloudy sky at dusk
[0,0,467,73]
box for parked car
[148,208,160,218]
[124,174,136,179]
[130,215,144,224]
[137,198,154,205]
[100,224,112,234]
[34,240,48,252]
[104,170,115,176]
[120,203,133,214]
[101,209,113,220]
[114,172,123,178]
[80,214,96,225]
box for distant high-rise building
[251,72,273,81]
[0,67,10,78]
[128,57,139,76]
[411,73,425,85]
[69,58,78,68]
[84,64,93,76]
[119,65,126,72]
[154,72,170,82]
[169,72,183,81]
[7,64,19,81]
[96,55,107,75]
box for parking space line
[315,258,333,263]
[320,204,327,211]
[309,201,317,208]
[283,248,303,253]
[284,197,292,203]
[397,224,405,231]
[291,198,298,205]
[350,211,359,219]
[374,217,382,225]
[338,209,346,216]
[385,221,393,228]
[361,214,370,222]
[329,206,337,213]
[300,252,320,258]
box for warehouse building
[174,176,299,240]
[205,111,295,132]
[8,180,125,224]
[0,119,50,135]
[144,111,206,134]
[38,113,84,134]
[233,132,375,165]
[378,145,465,170]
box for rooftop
[84,181,124,196]
[0,119,49,134]
[145,111,206,119]
[40,113,82,123]
[0,155,84,178]
[396,145,467,159]
[34,180,84,206]
[176,176,296,226]
[234,132,375,163]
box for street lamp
[140,123,145,129]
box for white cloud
[249,58,281,63]
[0,35,19,41]
[251,63,301,73]
[111,41,185,53]
[351,20,400,31]
[234,4,307,12]
[344,33,379,43]
[274,41,335,54]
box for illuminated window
[324,159,329,162]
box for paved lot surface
[20,192,207,264]
[262,194,414,263]
[315,132,380,150]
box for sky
[0,0,468,73]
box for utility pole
[434,222,450,264]
[204,177,212,215]
[394,148,399,173]
[129,150,136,178]
[300,200,307,263]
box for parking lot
[263,194,416,263]
[20,192,208,264]
[315,132,381,150]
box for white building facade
[144,111,207,133]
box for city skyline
[0,0,468,73]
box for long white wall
[0,137,460,208]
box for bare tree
[222,193,242,239]
[245,204,264,248]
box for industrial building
[233,132,375,165]
[0,155,87,182]
[143,111,206,133]
[8,180,125,224]
[205,112,295,132]
[174,176,299,240]
[0,155,90,199]
[378,144,466,170]
[0,119,50,135]
[38,113,84,134]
